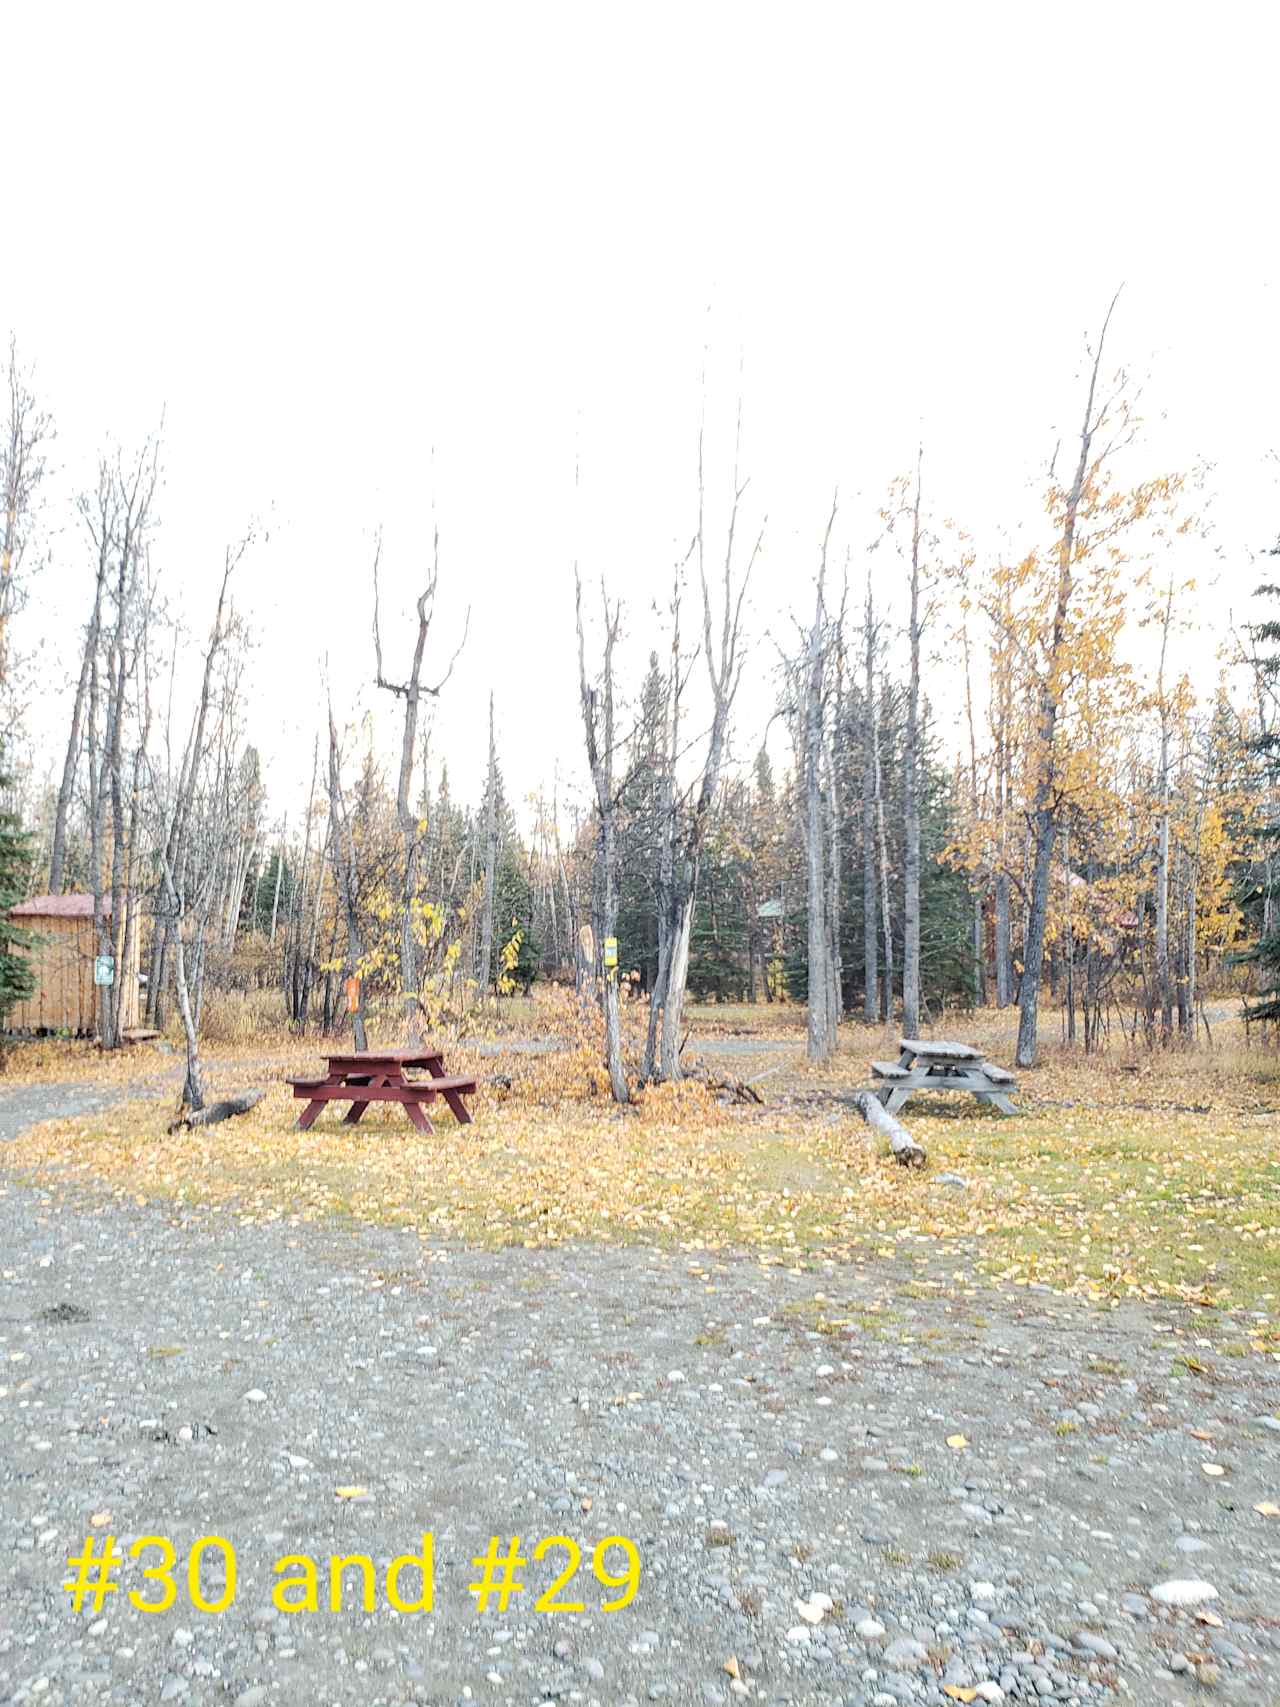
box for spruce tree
[1240,557,1280,1020]
[0,756,36,1041]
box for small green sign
[94,956,115,987]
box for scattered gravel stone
[1150,1579,1219,1606]
[882,1637,929,1670]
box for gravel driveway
[0,1084,137,1144]
[1,1086,1278,1707]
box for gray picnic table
[869,1038,1018,1117]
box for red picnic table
[288,1049,477,1133]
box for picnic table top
[321,1048,446,1067]
[899,1038,985,1062]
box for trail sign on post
[345,976,361,1013]
[603,936,618,970]
[94,956,115,987]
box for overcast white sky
[6,1,1278,828]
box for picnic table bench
[288,1049,476,1133]
[868,1037,1018,1117]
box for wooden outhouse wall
[7,910,141,1036]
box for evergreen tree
[0,755,37,1039]
[1239,560,1280,1019]
[615,651,668,990]
[687,806,752,1001]
[252,849,296,936]
[493,850,540,994]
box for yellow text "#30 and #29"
[63,1532,642,1617]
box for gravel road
[1,1085,1278,1707]
[0,1084,137,1144]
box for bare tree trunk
[659,889,695,1081]
[327,706,368,1053]
[873,675,894,1024]
[1154,576,1174,1045]
[825,732,843,1028]
[160,848,205,1112]
[1063,824,1076,1043]
[1183,855,1197,1040]
[0,337,52,698]
[862,579,879,1023]
[994,872,1012,1005]
[644,586,680,1080]
[992,629,1014,1007]
[302,822,327,1028]
[825,581,846,1031]
[972,896,985,1006]
[575,572,629,1103]
[1155,719,1171,1043]
[804,499,837,1062]
[286,739,319,1024]
[116,663,153,1042]
[902,444,924,1038]
[147,922,169,1028]
[651,418,761,1081]
[268,815,286,943]
[805,645,829,1059]
[49,565,106,892]
[373,530,466,1042]
[477,694,498,996]
[961,619,987,1006]
[224,826,257,946]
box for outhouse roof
[10,893,111,918]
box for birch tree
[802,497,838,1061]
[153,543,247,1110]
[861,575,881,1022]
[373,527,467,1039]
[477,695,498,995]
[651,429,761,1080]
[327,698,369,1052]
[901,448,925,1037]
[50,503,111,892]
[575,571,629,1103]
[1013,293,1186,1066]
[0,337,53,703]
[79,440,159,1048]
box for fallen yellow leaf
[1201,1462,1226,1477]
[90,1510,112,1528]
[1254,1501,1280,1517]
[944,1689,979,1703]
[946,1434,969,1450]
[334,1486,368,1499]
[724,1656,740,1680]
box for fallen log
[855,1090,927,1167]
[167,1088,265,1134]
[684,1058,764,1104]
